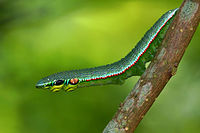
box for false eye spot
[54,80,64,85]
[69,78,79,85]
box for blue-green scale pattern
[36,8,178,86]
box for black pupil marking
[54,80,64,85]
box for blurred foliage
[0,0,199,133]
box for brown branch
[103,0,200,133]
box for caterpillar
[36,8,178,92]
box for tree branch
[103,0,200,132]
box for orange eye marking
[69,78,79,85]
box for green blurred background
[0,0,199,133]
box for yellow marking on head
[44,86,50,89]
[52,88,61,92]
[66,88,75,92]
[50,84,64,92]
[64,84,78,92]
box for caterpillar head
[36,76,80,92]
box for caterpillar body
[36,8,178,92]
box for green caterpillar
[36,8,178,92]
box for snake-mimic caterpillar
[36,8,178,92]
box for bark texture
[103,0,200,132]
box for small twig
[103,0,200,132]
